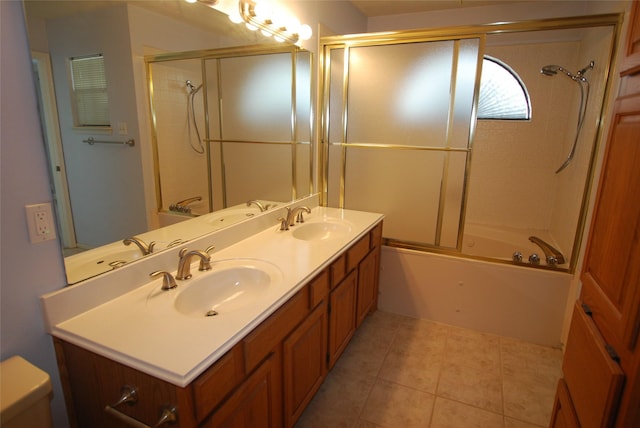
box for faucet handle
[199,248,213,272]
[150,270,177,290]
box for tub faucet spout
[528,236,565,266]
[246,200,266,212]
[123,237,155,256]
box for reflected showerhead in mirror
[186,80,202,94]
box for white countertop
[41,206,383,387]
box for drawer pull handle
[581,303,593,316]
[155,406,178,426]
[111,385,138,408]
[104,404,178,427]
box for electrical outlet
[25,203,57,243]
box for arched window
[477,56,530,120]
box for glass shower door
[325,37,481,249]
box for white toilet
[1,356,54,428]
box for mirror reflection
[24,0,314,284]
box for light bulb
[298,24,312,40]
[261,29,272,37]
[245,22,258,31]
[285,16,300,34]
[228,12,243,24]
[184,0,197,3]
[253,1,272,21]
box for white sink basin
[292,220,352,241]
[65,247,145,283]
[163,259,284,318]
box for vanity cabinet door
[283,302,328,427]
[203,352,281,428]
[328,270,357,368]
[356,248,380,327]
[549,379,581,428]
[54,339,196,428]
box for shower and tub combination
[321,16,619,346]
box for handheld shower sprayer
[540,60,594,173]
[540,61,593,82]
[185,80,204,154]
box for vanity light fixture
[237,0,312,44]
[187,0,312,45]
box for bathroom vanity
[42,205,383,427]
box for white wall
[43,4,147,248]
[1,2,70,427]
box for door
[31,51,76,249]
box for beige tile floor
[295,310,563,428]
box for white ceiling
[349,0,539,17]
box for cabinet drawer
[563,302,624,428]
[346,234,370,272]
[193,343,244,421]
[309,269,330,308]
[243,286,310,373]
[330,254,346,288]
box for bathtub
[461,223,568,268]
[378,243,572,347]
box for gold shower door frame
[319,14,622,272]
[320,32,485,251]
[145,44,314,214]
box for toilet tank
[1,356,53,428]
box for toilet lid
[0,356,52,423]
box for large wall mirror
[23,0,315,284]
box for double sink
[41,204,380,386]
[147,215,353,318]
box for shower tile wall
[152,62,209,215]
[467,41,580,232]
[467,29,613,258]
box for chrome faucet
[246,200,267,212]
[123,237,155,256]
[169,196,202,214]
[529,236,565,266]
[176,248,212,280]
[279,206,311,230]
[289,206,311,225]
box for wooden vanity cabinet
[327,221,383,367]
[54,221,383,428]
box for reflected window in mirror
[69,54,110,127]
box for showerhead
[541,61,594,82]
[541,65,560,76]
